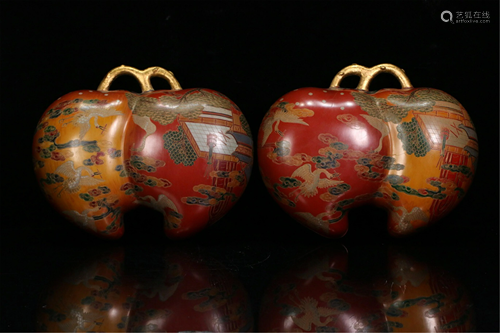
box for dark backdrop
[1,1,498,331]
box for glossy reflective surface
[33,88,253,239]
[37,246,254,332]
[259,245,475,332]
[258,87,477,238]
[3,218,495,332]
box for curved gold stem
[97,65,182,92]
[330,63,412,90]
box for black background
[1,1,498,332]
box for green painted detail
[163,126,198,166]
[279,177,302,188]
[387,321,404,329]
[79,193,94,202]
[391,184,446,199]
[81,296,95,305]
[352,88,460,124]
[441,314,470,330]
[441,164,472,177]
[386,293,445,318]
[352,92,419,123]
[403,88,460,106]
[239,114,252,137]
[397,118,431,157]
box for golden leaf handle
[97,65,182,92]
[330,63,412,91]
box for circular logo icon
[441,10,454,23]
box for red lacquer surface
[257,64,477,237]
